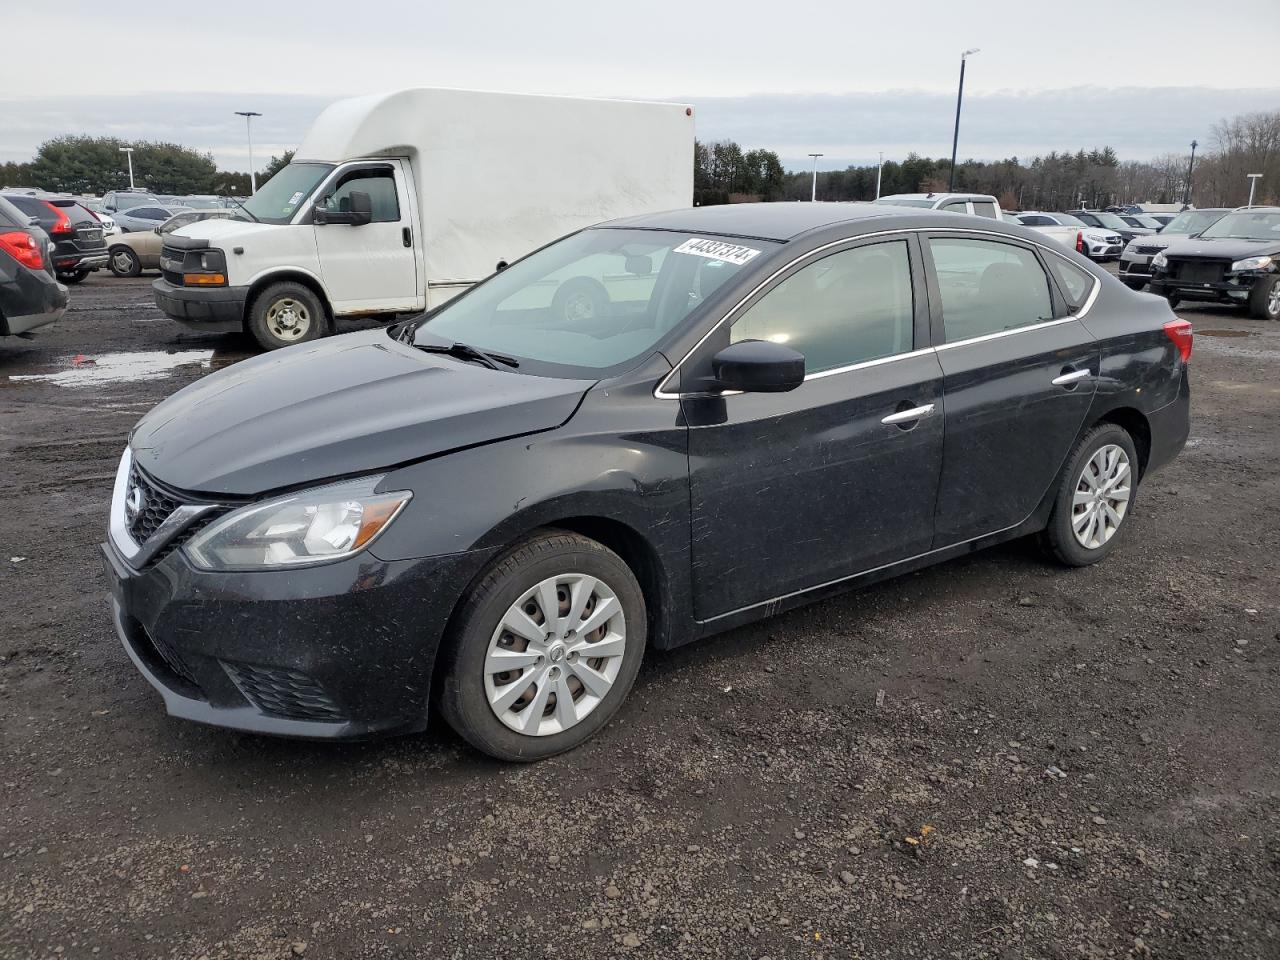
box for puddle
[6,350,216,387]
[1198,329,1255,338]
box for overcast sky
[2,0,1278,172]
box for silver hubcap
[1267,282,1280,315]
[1072,444,1132,550]
[265,298,311,341]
[112,251,134,272]
[484,573,626,737]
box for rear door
[312,160,419,314]
[684,234,944,620]
[923,232,1099,546]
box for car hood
[168,216,282,246]
[1157,236,1280,259]
[130,329,595,496]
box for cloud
[2,87,1277,174]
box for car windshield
[419,228,777,376]
[235,162,333,224]
[1053,213,1086,226]
[1200,210,1280,241]
[1089,212,1132,230]
[1132,215,1162,228]
[873,197,934,208]
[1163,210,1224,235]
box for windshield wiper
[227,195,259,223]
[412,340,520,370]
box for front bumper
[1087,244,1122,259]
[152,277,248,333]
[101,536,486,739]
[1148,274,1258,303]
[1118,256,1153,281]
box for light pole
[118,147,135,190]
[1247,173,1263,208]
[235,111,263,194]
[808,153,823,201]
[948,48,980,192]
[1182,139,1197,207]
[875,151,883,199]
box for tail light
[1163,317,1193,363]
[42,201,73,235]
[0,231,45,269]
[1075,231,1084,253]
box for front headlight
[1231,255,1273,272]
[1151,251,1168,269]
[185,476,411,571]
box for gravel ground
[1,270,1278,959]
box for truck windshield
[420,228,778,376]
[236,162,333,224]
[1200,211,1280,241]
[1162,210,1224,235]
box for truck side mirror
[313,191,373,226]
[347,191,373,226]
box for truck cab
[873,192,1004,219]
[152,88,694,350]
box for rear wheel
[438,531,646,761]
[247,282,326,351]
[109,246,141,278]
[58,269,89,284]
[1041,423,1139,567]
[1248,275,1280,320]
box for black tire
[58,269,89,284]
[1041,423,1140,567]
[108,245,141,278]
[438,531,647,762]
[1164,294,1180,309]
[1248,275,1280,321]
[1121,278,1146,291]
[550,276,609,324]
[246,281,326,351]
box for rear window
[49,200,99,224]
[972,200,998,219]
[1045,255,1095,311]
[5,195,47,221]
[0,195,27,228]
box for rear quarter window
[1045,255,1095,312]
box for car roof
[599,202,959,242]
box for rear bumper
[152,277,247,333]
[1146,368,1191,477]
[0,262,69,335]
[53,252,108,273]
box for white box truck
[153,88,694,350]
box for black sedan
[1149,207,1280,319]
[103,204,1192,760]
[0,195,68,336]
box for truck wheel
[1248,276,1280,320]
[551,277,609,324]
[438,531,646,762]
[58,269,89,284]
[109,246,141,278]
[248,282,326,350]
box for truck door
[312,160,420,315]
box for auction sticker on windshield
[673,238,763,266]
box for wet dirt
[1,273,1278,959]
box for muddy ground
[1,272,1277,960]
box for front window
[1200,210,1280,241]
[1089,212,1132,231]
[317,168,400,223]
[237,162,333,224]
[1162,210,1223,235]
[420,228,777,375]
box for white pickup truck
[1013,212,1124,262]
[154,88,694,350]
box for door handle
[1051,368,1091,386]
[881,403,935,425]
[402,227,412,248]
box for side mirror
[495,260,509,272]
[711,339,805,393]
[154,226,163,235]
[312,190,373,226]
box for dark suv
[1068,210,1156,244]
[0,195,68,336]
[1149,206,1280,319]
[1,195,109,284]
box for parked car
[874,192,1003,219]
[112,204,190,234]
[105,202,1191,759]
[108,209,234,277]
[1015,211,1124,261]
[151,87,695,351]
[1069,210,1156,243]
[1119,214,1164,233]
[1117,208,1231,290]
[0,195,68,336]
[1,194,108,283]
[102,191,159,213]
[1146,213,1179,229]
[1150,206,1280,318]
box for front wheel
[109,246,141,278]
[247,282,326,350]
[1041,424,1139,567]
[438,531,647,761]
[58,269,89,284]
[1248,275,1280,320]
